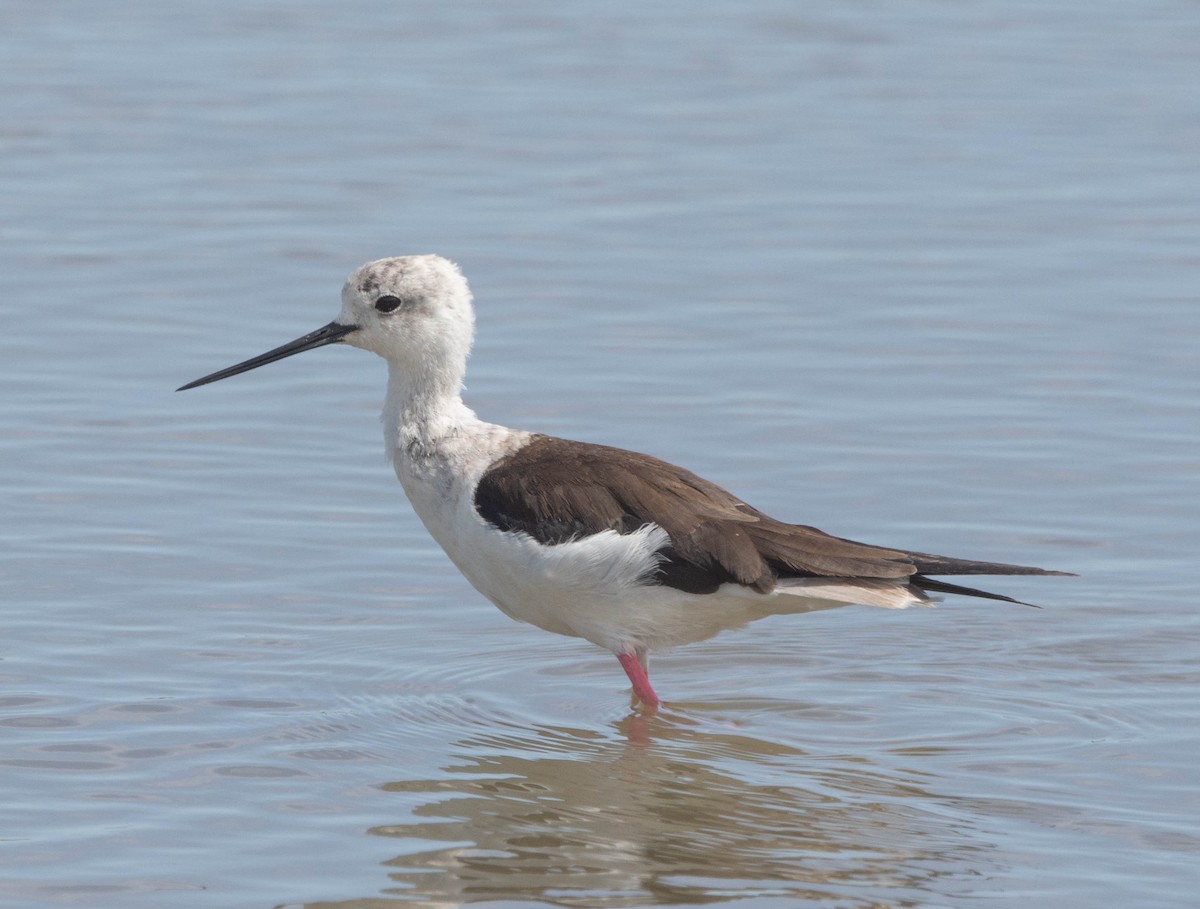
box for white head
[177,254,476,399]
[339,255,475,395]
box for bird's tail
[904,551,1074,607]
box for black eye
[374,295,404,313]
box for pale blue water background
[3,2,1199,906]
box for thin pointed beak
[177,321,359,391]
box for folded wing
[473,435,1070,603]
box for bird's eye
[374,295,404,313]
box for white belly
[443,494,678,650]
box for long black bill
[177,321,359,391]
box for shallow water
[3,1,1199,906]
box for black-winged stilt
[179,255,1070,709]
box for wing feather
[473,435,1069,600]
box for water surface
[2,1,1198,906]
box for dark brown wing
[473,435,997,595]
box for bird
[179,254,1071,709]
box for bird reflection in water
[353,713,997,906]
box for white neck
[382,358,481,464]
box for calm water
[3,2,1199,906]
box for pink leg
[616,650,660,708]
